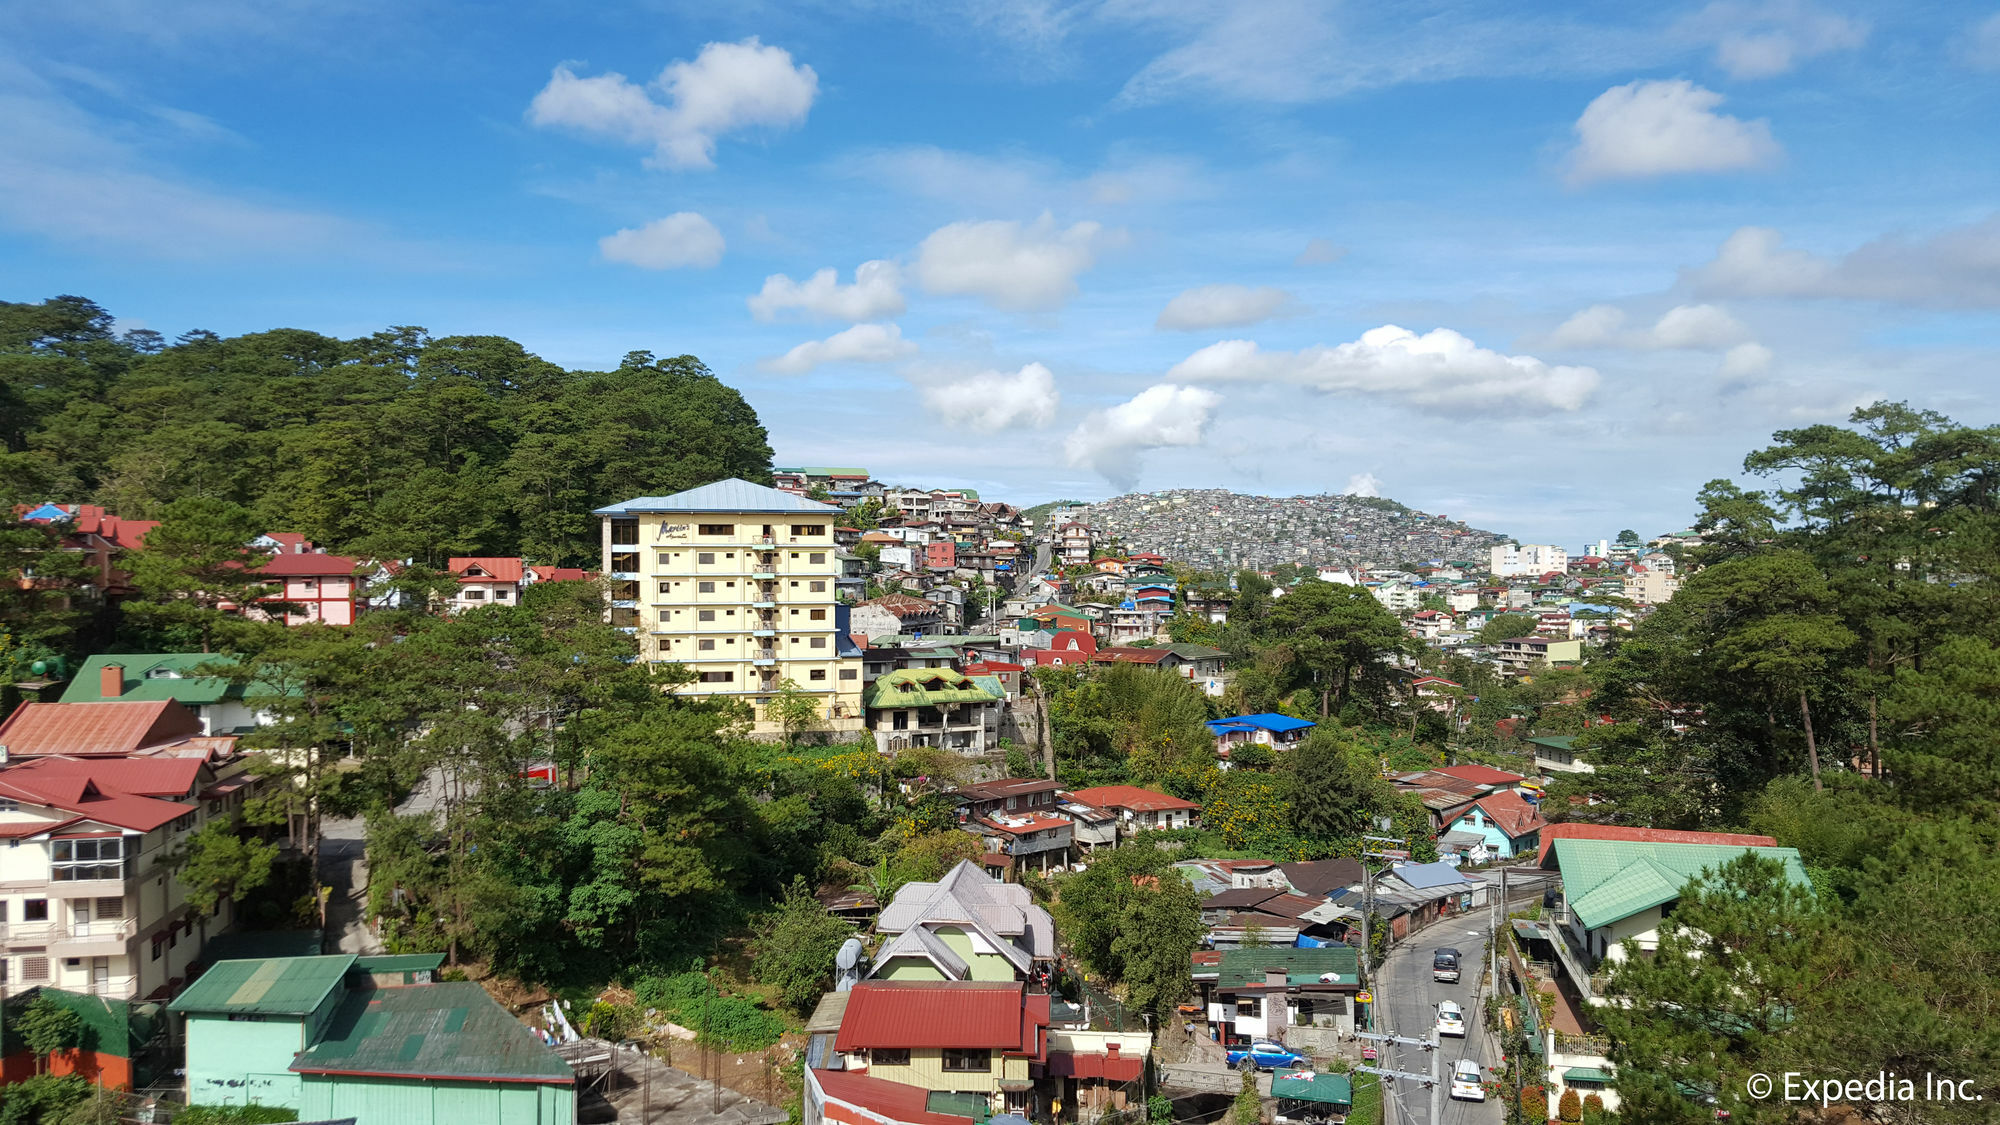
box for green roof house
[1201,946,1361,1050]
[862,668,1005,756]
[61,654,279,735]
[170,954,573,1123]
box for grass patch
[1348,1072,1381,1125]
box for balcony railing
[0,921,56,942]
[83,974,138,998]
[63,918,138,941]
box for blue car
[1226,1042,1309,1071]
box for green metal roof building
[170,955,573,1123]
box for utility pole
[1356,1031,1438,1125]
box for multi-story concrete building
[595,479,864,738]
[1490,543,1569,577]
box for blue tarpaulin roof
[1205,713,1317,734]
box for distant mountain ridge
[1079,488,1509,571]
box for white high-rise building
[1490,543,1570,577]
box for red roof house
[0,700,228,758]
[1535,824,1778,866]
[1431,763,1528,788]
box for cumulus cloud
[1065,384,1223,489]
[1295,238,1347,266]
[1680,1,1868,79]
[914,213,1117,312]
[1688,219,2000,308]
[920,362,1061,431]
[1156,285,1295,331]
[527,38,818,170]
[1721,342,1775,376]
[1169,326,1599,414]
[1551,303,1751,350]
[597,212,724,269]
[760,323,916,375]
[1342,472,1383,498]
[1567,79,1781,184]
[748,260,904,322]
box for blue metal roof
[1387,861,1471,890]
[593,478,843,515]
[1205,712,1317,734]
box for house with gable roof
[863,668,1005,754]
[61,654,276,735]
[871,860,1056,983]
[1440,790,1547,859]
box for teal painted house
[171,954,575,1124]
[1439,791,1547,860]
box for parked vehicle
[1226,1042,1310,1071]
[1436,1000,1466,1037]
[1433,947,1461,983]
[1450,1059,1486,1101]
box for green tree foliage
[1052,842,1200,1007]
[172,1107,301,1124]
[173,819,280,914]
[1475,613,1540,646]
[1233,1067,1263,1125]
[1594,855,1826,1125]
[753,879,857,1017]
[0,298,774,569]
[16,998,84,1073]
[1263,580,1406,716]
[1285,729,1382,842]
[121,497,279,652]
[0,1073,93,1125]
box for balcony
[752,629,776,638]
[81,974,138,998]
[753,571,777,581]
[609,571,639,581]
[2,921,56,944]
[49,873,127,897]
[752,600,777,609]
[55,917,136,954]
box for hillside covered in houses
[1080,488,1511,572]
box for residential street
[1370,918,1502,1125]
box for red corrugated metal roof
[20,756,206,798]
[0,760,194,832]
[1046,1051,1144,1081]
[449,557,525,583]
[1062,785,1200,813]
[1453,790,1546,839]
[258,553,361,577]
[1433,764,1526,786]
[834,981,1040,1053]
[0,700,204,756]
[1536,823,1777,865]
[811,1069,976,1125]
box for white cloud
[527,38,818,170]
[914,213,1116,311]
[1963,13,2000,70]
[1065,384,1224,489]
[1295,237,1347,266]
[1567,79,1781,184]
[597,212,724,269]
[1156,285,1295,331]
[1688,218,2000,308]
[748,260,905,322]
[1168,326,1599,414]
[1342,472,1383,498]
[1548,303,1752,351]
[1680,1,1868,79]
[760,323,917,375]
[1721,342,1775,376]
[920,362,1061,431]
[1650,304,1752,349]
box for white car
[1450,1059,1486,1101]
[1436,1000,1466,1038]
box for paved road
[1370,918,1502,1125]
[1031,537,1052,577]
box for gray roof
[875,860,1054,966]
[594,478,844,516]
[870,925,970,978]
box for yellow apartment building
[596,479,865,737]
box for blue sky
[5,2,1999,545]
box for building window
[839,669,858,681]
[809,669,826,681]
[699,671,735,683]
[658,582,672,595]
[698,553,715,564]
[463,589,485,601]
[871,1048,910,1067]
[151,938,163,962]
[698,524,733,536]
[698,582,716,593]
[52,838,123,881]
[0,799,16,813]
[941,1049,991,1072]
[1236,997,1260,1017]
[790,581,799,588]
[698,640,716,651]
[810,581,826,592]
[20,957,47,982]
[810,552,826,564]
[610,518,639,545]
[810,609,827,621]
[699,610,716,621]
[23,899,47,922]
[791,525,827,537]
[810,638,827,649]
